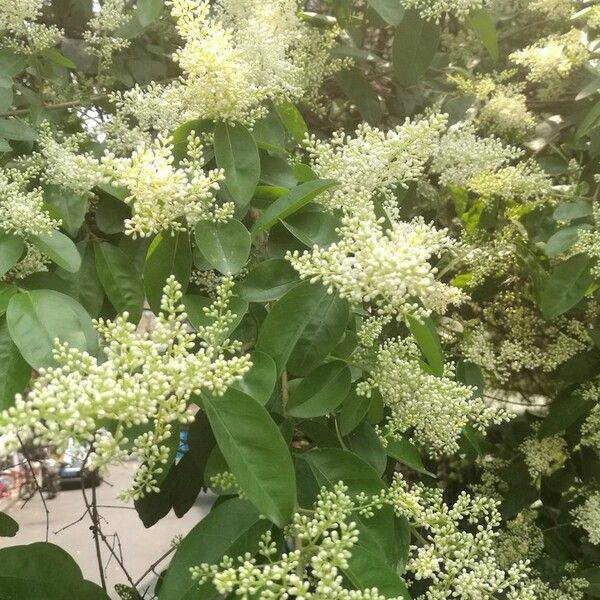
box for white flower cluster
[388,475,537,599]
[0,168,60,237]
[527,0,577,20]
[102,133,229,237]
[82,0,130,68]
[581,381,600,450]
[431,124,523,188]
[461,289,591,382]
[572,201,600,278]
[478,87,536,140]
[305,115,447,216]
[0,276,251,500]
[496,510,544,569]
[358,338,508,457]
[0,0,62,53]
[573,492,600,545]
[192,478,537,599]
[288,213,463,319]
[510,29,590,97]
[521,434,567,479]
[191,482,397,600]
[37,124,106,195]
[400,0,486,22]
[108,0,346,133]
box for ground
[1,461,214,598]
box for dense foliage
[1,0,600,598]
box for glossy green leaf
[407,314,443,377]
[95,242,144,323]
[203,388,296,527]
[159,499,270,600]
[7,289,97,369]
[194,219,251,275]
[467,8,498,61]
[0,283,17,317]
[274,100,308,143]
[545,224,592,258]
[251,179,338,239]
[144,229,192,313]
[345,545,410,598]
[43,186,88,237]
[577,98,600,138]
[338,388,371,436]
[367,0,404,25]
[335,68,384,124]
[0,542,109,599]
[32,230,81,273]
[282,210,340,248]
[0,316,31,410]
[0,512,18,537]
[288,360,351,418]
[0,118,38,141]
[553,200,593,221]
[256,281,349,376]
[385,436,434,476]
[136,0,163,26]
[346,422,387,475]
[214,121,260,209]
[237,259,299,302]
[95,193,129,234]
[540,254,595,319]
[0,233,24,278]
[392,10,440,86]
[539,391,594,437]
[231,351,277,405]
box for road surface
[1,461,214,598]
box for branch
[16,433,50,542]
[133,545,176,587]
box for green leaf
[95,242,144,323]
[43,186,88,237]
[158,499,270,600]
[136,0,163,26]
[7,290,97,369]
[345,545,410,598]
[231,351,277,405]
[539,391,594,437]
[194,219,251,275]
[338,388,371,435]
[31,230,81,273]
[0,233,24,278]
[367,0,404,25]
[0,316,30,410]
[335,68,383,124]
[213,122,260,209]
[540,254,595,320]
[580,567,600,597]
[553,200,593,221]
[407,314,443,377]
[274,100,308,143]
[55,241,104,318]
[144,229,192,313]
[392,10,439,86]
[0,118,38,141]
[42,47,77,69]
[288,360,351,418]
[0,512,18,537]
[203,388,296,527]
[256,281,349,376]
[236,259,299,302]
[544,224,592,258]
[385,436,435,477]
[0,283,17,317]
[282,210,341,248]
[577,98,600,138]
[0,542,110,599]
[251,179,338,239]
[467,8,498,61]
[95,193,130,234]
[346,422,387,475]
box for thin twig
[81,475,108,592]
[53,509,87,534]
[16,433,50,542]
[133,545,176,587]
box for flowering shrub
[0,0,600,599]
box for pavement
[0,461,214,598]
